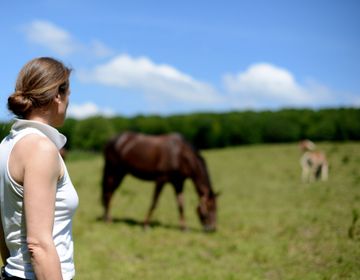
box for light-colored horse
[299,140,328,183]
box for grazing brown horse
[101,131,217,232]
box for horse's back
[106,132,192,175]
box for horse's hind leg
[144,181,165,229]
[321,162,329,181]
[102,162,125,222]
[315,165,322,180]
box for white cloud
[23,20,112,58]
[23,20,78,56]
[78,54,222,104]
[223,63,332,108]
[67,102,115,119]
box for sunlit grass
[2,142,360,279]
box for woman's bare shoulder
[9,134,61,184]
[13,133,59,165]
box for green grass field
[3,142,360,279]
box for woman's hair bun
[7,91,33,118]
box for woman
[0,57,78,279]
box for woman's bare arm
[0,209,10,265]
[20,135,63,280]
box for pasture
[3,142,360,279]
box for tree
[72,117,115,151]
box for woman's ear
[54,93,62,104]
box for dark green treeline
[1,108,359,151]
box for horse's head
[196,193,218,232]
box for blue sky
[0,0,359,120]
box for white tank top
[0,119,79,280]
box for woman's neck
[26,110,53,126]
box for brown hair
[7,57,72,118]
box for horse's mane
[180,139,214,197]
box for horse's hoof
[103,216,113,223]
[143,223,150,231]
[180,226,188,232]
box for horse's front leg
[309,166,318,183]
[173,181,186,231]
[144,181,165,229]
[176,191,186,231]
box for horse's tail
[101,135,123,207]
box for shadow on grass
[96,216,203,233]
